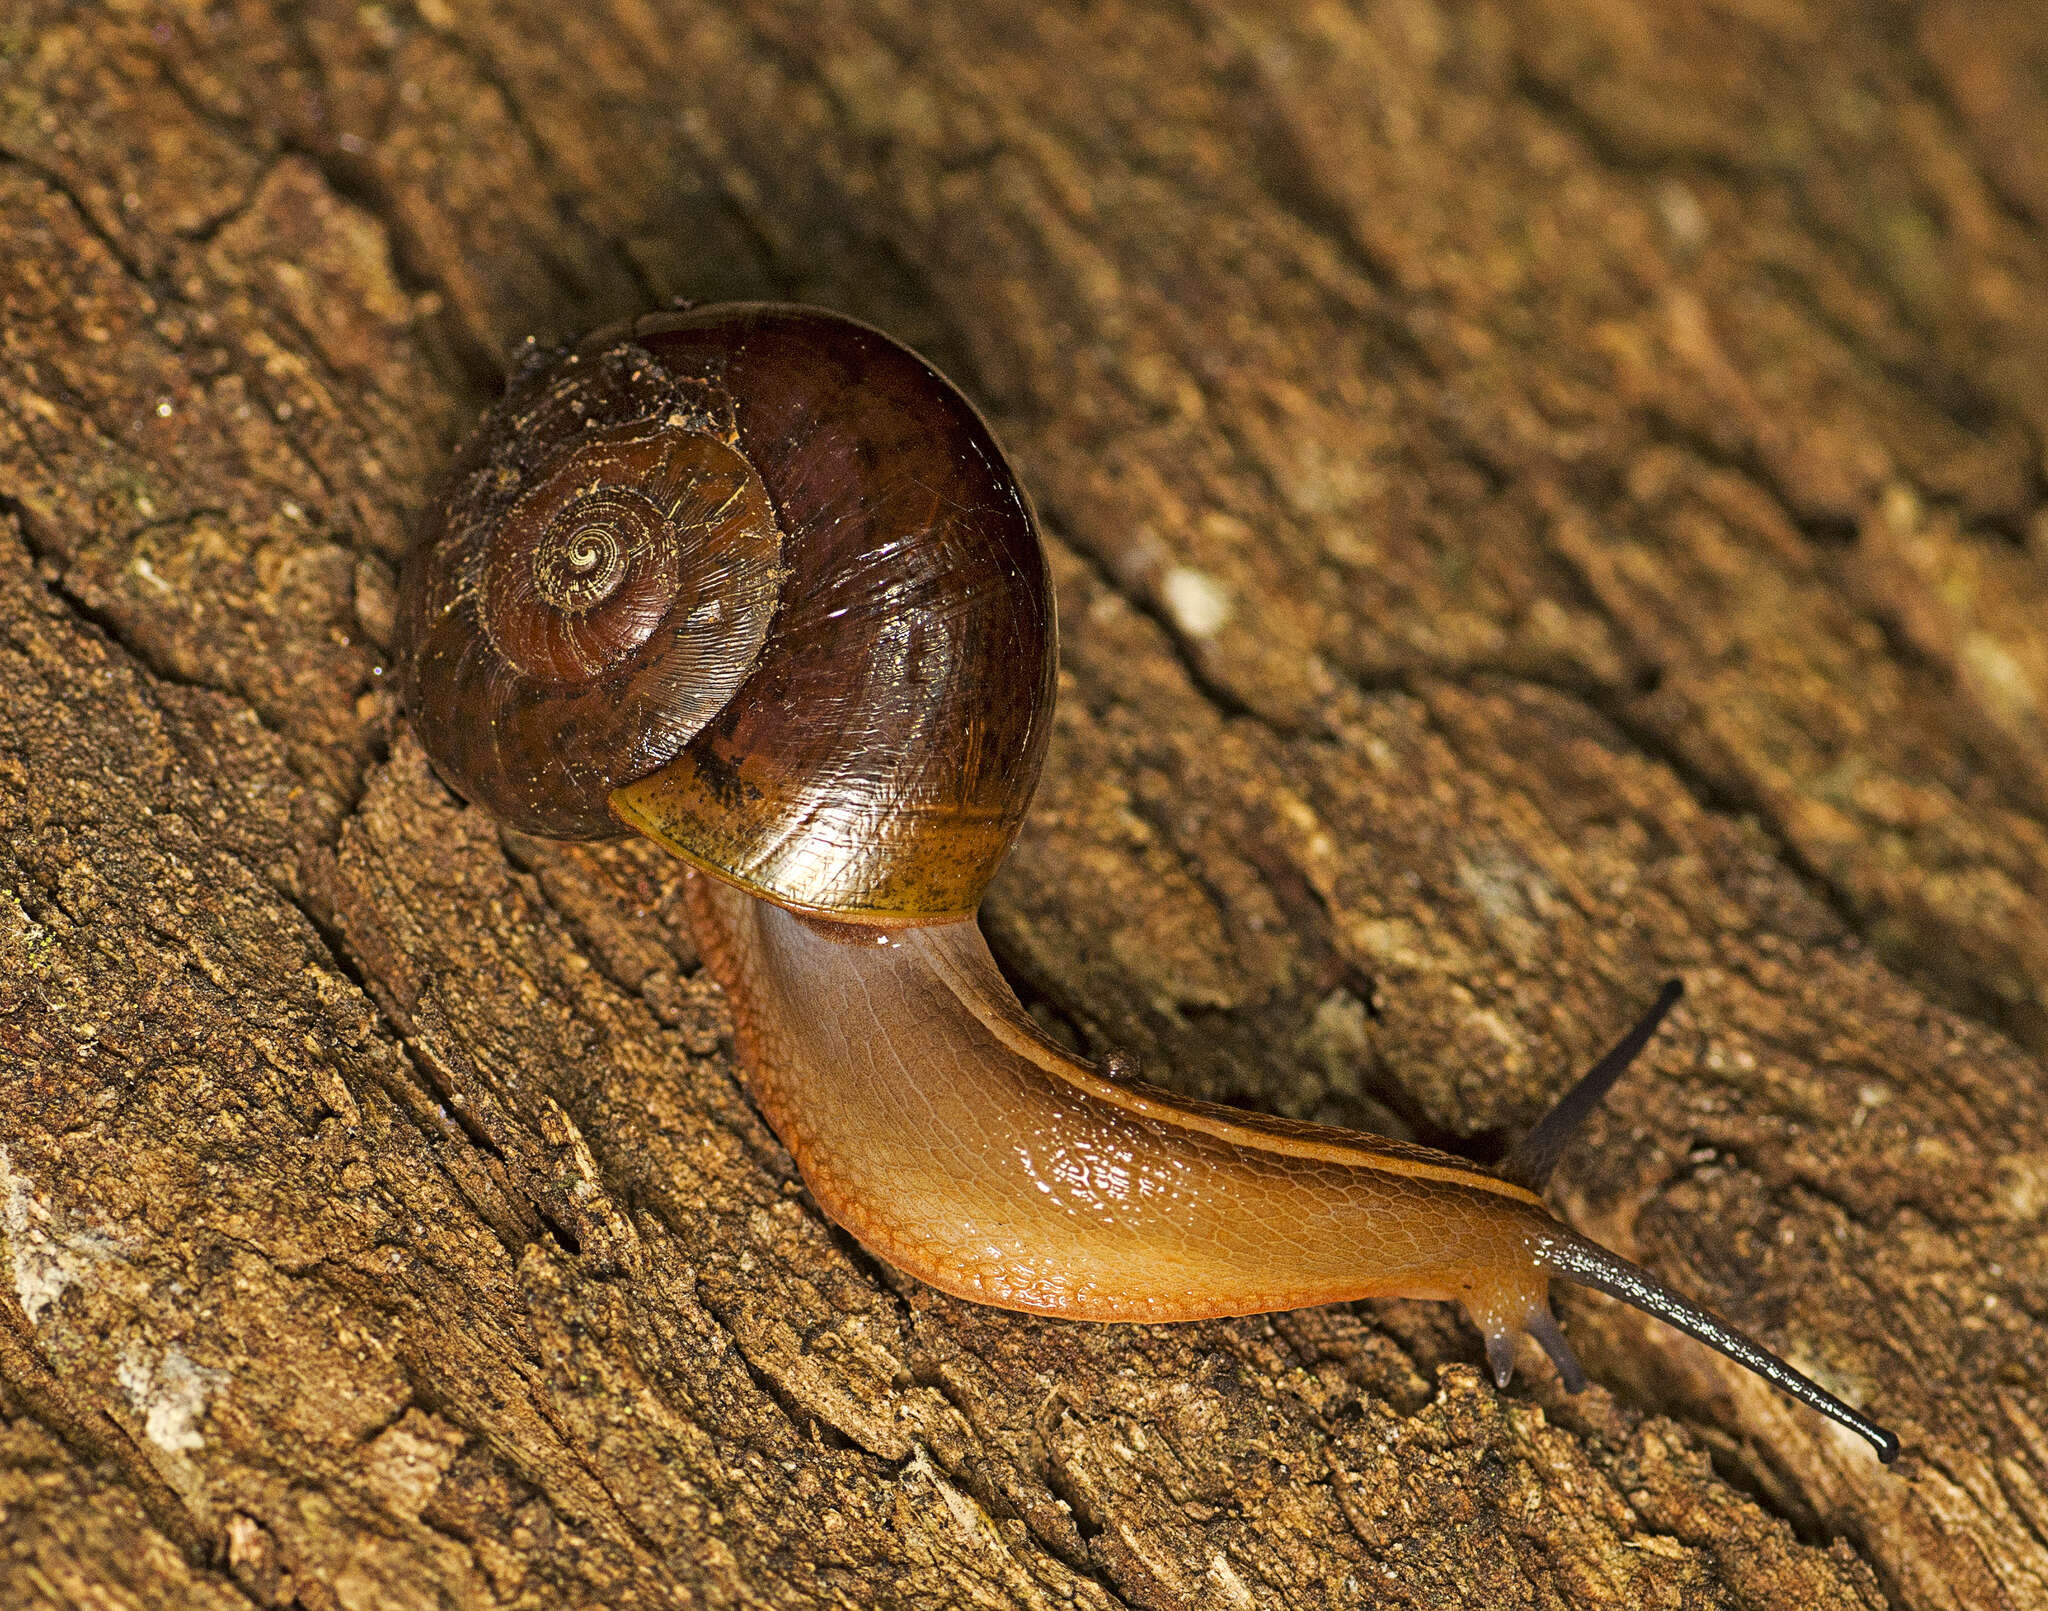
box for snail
[398,302,1899,1464]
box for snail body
[690,874,1562,1326]
[400,303,1898,1463]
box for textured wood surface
[2,2,2046,1605]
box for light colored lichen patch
[116,1341,227,1455]
[1,1148,120,1324]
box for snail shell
[399,304,1057,920]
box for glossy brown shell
[400,303,1057,923]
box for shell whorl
[400,342,785,838]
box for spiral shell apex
[401,304,1058,924]
[401,335,786,838]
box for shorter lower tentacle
[1526,1307,1588,1394]
[1484,1329,1518,1391]
[1469,1293,1587,1394]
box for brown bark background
[2,1,2047,1605]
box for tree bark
[2,1,2045,1606]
